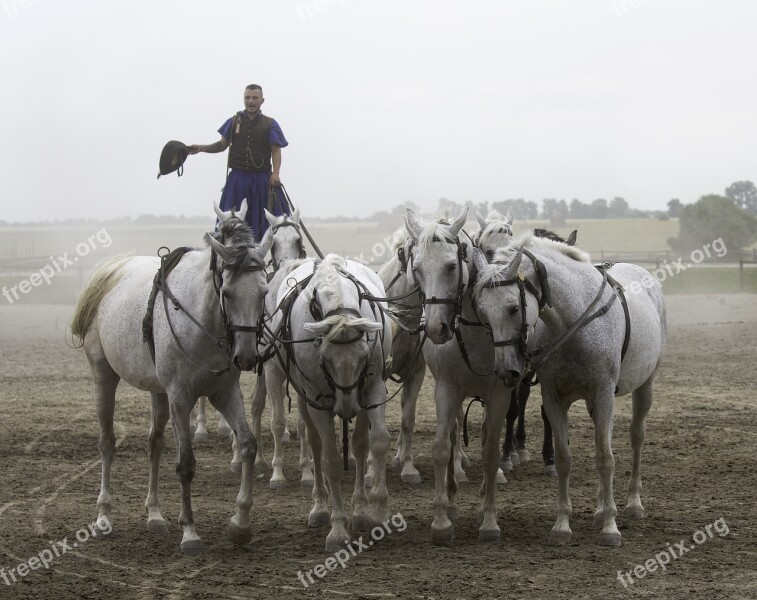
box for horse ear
[567,230,578,246]
[470,247,489,281]
[448,206,469,238]
[213,201,227,222]
[476,209,487,231]
[264,208,277,227]
[303,321,331,336]
[258,226,274,256]
[291,207,300,224]
[355,320,383,334]
[205,233,231,262]
[501,246,523,279]
[405,209,423,240]
[505,207,514,226]
[237,199,248,222]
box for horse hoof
[501,458,513,473]
[431,525,454,547]
[92,525,114,540]
[401,472,422,486]
[447,507,459,521]
[180,539,206,556]
[548,529,573,546]
[146,518,168,534]
[478,529,501,543]
[308,511,331,528]
[509,452,520,466]
[495,469,507,484]
[269,478,287,490]
[281,431,291,445]
[300,477,314,488]
[326,536,351,553]
[461,454,471,469]
[193,431,208,445]
[518,449,531,463]
[218,425,232,438]
[454,470,469,483]
[230,462,242,475]
[599,531,622,547]
[364,475,374,489]
[625,505,644,520]
[352,515,370,533]
[227,522,252,546]
[544,464,557,477]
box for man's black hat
[157,140,188,179]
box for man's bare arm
[270,145,282,186]
[187,137,229,155]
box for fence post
[739,260,744,292]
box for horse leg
[479,390,509,543]
[250,369,269,470]
[516,383,530,463]
[393,361,424,485]
[447,423,459,521]
[351,410,370,533]
[366,404,391,526]
[89,349,119,538]
[542,392,573,545]
[217,412,232,439]
[310,410,350,552]
[501,387,519,473]
[210,386,256,548]
[431,384,460,546]
[625,375,655,520]
[588,388,622,546]
[267,367,288,488]
[454,404,471,479]
[145,392,170,534]
[298,397,329,526]
[298,410,314,487]
[168,393,204,555]
[542,404,556,476]
[194,397,208,444]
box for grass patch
[656,266,757,294]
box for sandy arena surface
[0,295,756,599]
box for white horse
[267,254,392,551]
[70,202,272,555]
[378,208,514,485]
[470,233,666,545]
[194,207,304,446]
[403,207,511,546]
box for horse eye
[508,305,520,315]
[485,251,494,261]
[445,263,456,273]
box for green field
[0,217,753,304]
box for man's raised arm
[187,137,229,155]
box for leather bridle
[268,217,307,272]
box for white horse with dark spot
[268,254,392,551]
[470,233,666,546]
[70,204,272,555]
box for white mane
[476,209,513,251]
[493,232,591,265]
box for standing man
[188,84,289,239]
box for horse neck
[531,251,599,334]
[176,248,223,327]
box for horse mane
[305,254,378,347]
[533,228,565,243]
[70,255,134,347]
[391,215,451,253]
[206,217,259,280]
[493,232,591,265]
[416,221,457,255]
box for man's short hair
[245,84,263,95]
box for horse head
[265,207,305,270]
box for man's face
[243,88,264,114]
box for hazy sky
[1,0,755,222]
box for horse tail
[70,255,133,348]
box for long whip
[278,184,326,259]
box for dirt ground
[1,295,756,599]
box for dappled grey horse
[404,207,511,546]
[471,233,666,545]
[266,254,393,551]
[71,202,272,555]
